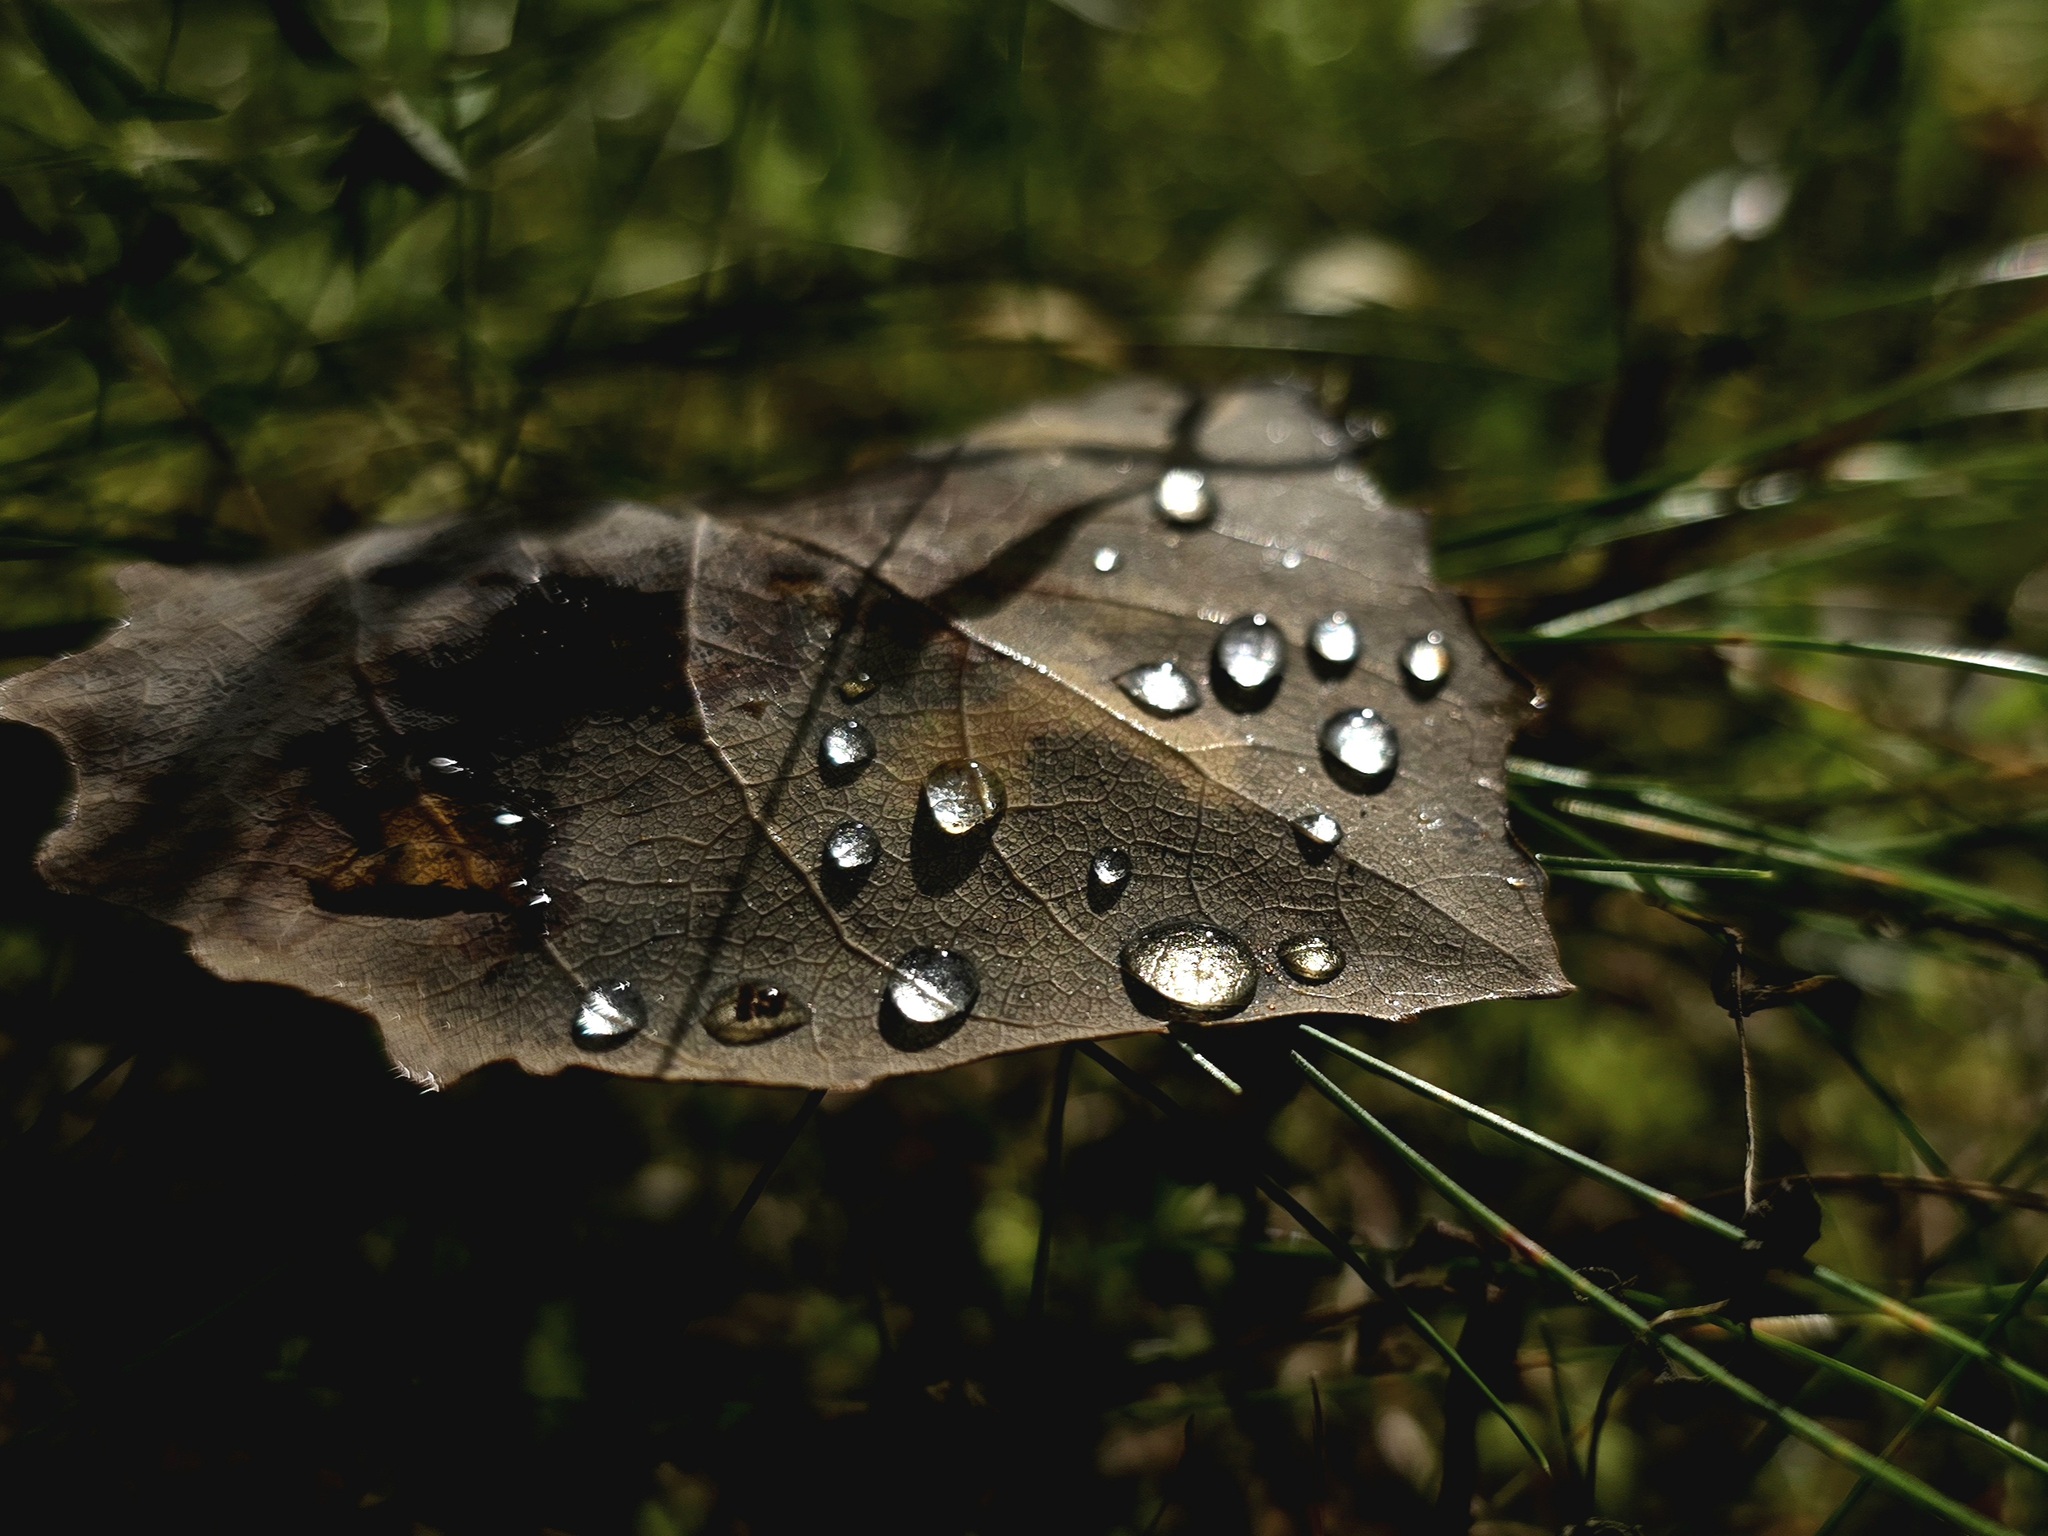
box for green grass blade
[1790,1004,1952,1177]
[1526,519,1900,638]
[1536,855,1777,881]
[1501,628,2048,683]
[1292,1052,2020,1536]
[1721,1318,2048,1482]
[1814,1247,2048,1535]
[1077,1043,1551,1476]
[1297,1028,2048,1405]
[1552,797,2048,926]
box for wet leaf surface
[0,381,1563,1088]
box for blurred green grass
[11,1,2048,1532]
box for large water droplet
[1092,546,1122,574]
[572,980,645,1050]
[703,980,812,1045]
[1119,919,1257,1021]
[1091,846,1132,894]
[1213,613,1285,703]
[1277,933,1345,984]
[820,718,875,773]
[1319,708,1399,791]
[1292,810,1343,851]
[1115,660,1200,717]
[825,819,881,872]
[1154,468,1213,526]
[1308,612,1359,670]
[839,671,877,702]
[880,946,979,1049]
[923,760,1006,836]
[1401,631,1452,695]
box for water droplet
[572,980,644,1050]
[923,760,1006,836]
[1308,612,1359,670]
[1280,548,1304,570]
[1292,810,1343,850]
[839,671,877,702]
[1119,919,1257,1021]
[1319,708,1399,791]
[825,819,881,872]
[423,754,472,782]
[1401,631,1452,694]
[1092,546,1122,573]
[1115,660,1201,717]
[1277,933,1345,984]
[1154,468,1213,527]
[1213,613,1286,700]
[881,946,979,1048]
[703,980,812,1045]
[1091,846,1132,893]
[493,810,526,827]
[820,718,875,772]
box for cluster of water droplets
[560,466,1442,1052]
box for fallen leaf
[0,381,1566,1088]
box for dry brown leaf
[0,380,1565,1088]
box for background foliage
[9,0,2048,1531]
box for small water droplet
[1277,933,1345,984]
[1115,660,1201,717]
[704,980,812,1045]
[1401,631,1452,694]
[572,980,645,1050]
[1119,919,1257,1021]
[1213,613,1286,700]
[825,819,881,872]
[839,672,877,702]
[820,718,876,772]
[1292,810,1343,850]
[1091,846,1132,893]
[1154,468,1213,527]
[1308,612,1359,670]
[881,946,979,1048]
[423,754,472,781]
[493,810,526,827]
[1319,708,1399,791]
[1092,546,1122,574]
[922,760,1006,836]
[1280,548,1304,570]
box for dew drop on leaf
[1277,933,1345,984]
[922,760,1006,836]
[1402,630,1452,694]
[838,672,876,702]
[1213,613,1285,699]
[703,979,812,1045]
[881,946,979,1048]
[1115,660,1200,717]
[1119,919,1257,1020]
[572,980,645,1050]
[825,819,881,872]
[1291,809,1343,851]
[1090,845,1132,894]
[1154,468,1212,526]
[1319,708,1399,791]
[1092,546,1121,573]
[493,809,526,827]
[1308,611,1359,669]
[820,718,875,772]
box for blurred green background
[10,0,2048,1532]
